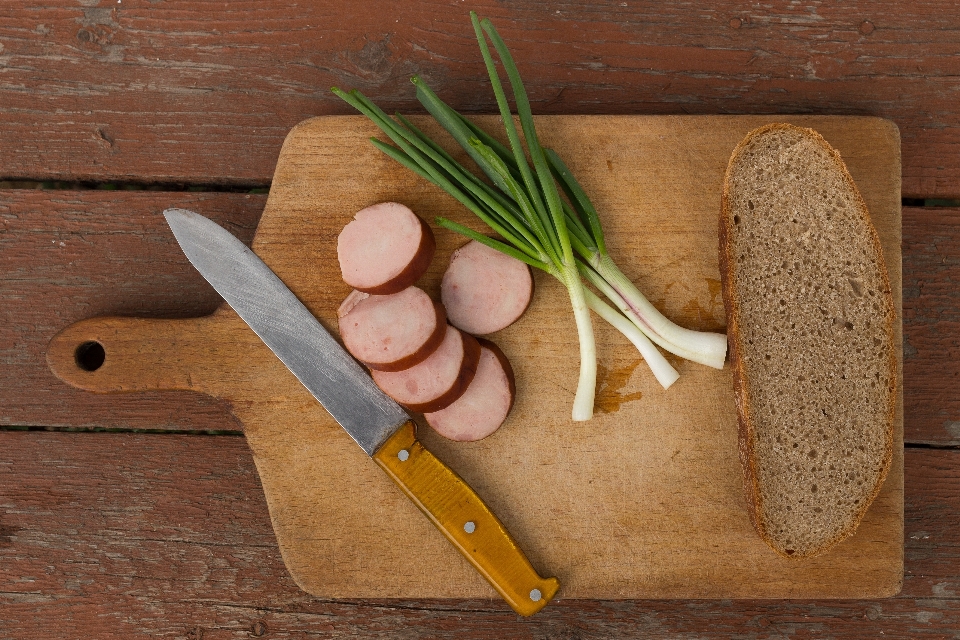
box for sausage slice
[337,202,436,295]
[424,339,516,442]
[337,286,446,372]
[371,325,481,413]
[441,240,533,335]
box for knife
[163,208,559,616]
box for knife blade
[163,208,559,616]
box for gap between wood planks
[2,425,955,451]
[2,180,958,207]
[0,425,244,436]
[0,179,270,194]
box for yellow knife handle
[373,421,559,616]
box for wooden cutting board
[47,115,903,600]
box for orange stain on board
[707,277,723,305]
[679,278,727,333]
[595,358,644,414]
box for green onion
[546,150,729,369]
[333,12,727,420]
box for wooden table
[1,2,957,637]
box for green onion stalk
[545,151,729,370]
[333,12,726,420]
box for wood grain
[0,2,956,634]
[372,421,561,616]
[44,115,904,599]
[0,1,959,196]
[0,431,956,638]
[2,192,957,444]
[0,190,263,431]
[902,207,960,444]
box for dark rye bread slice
[719,123,897,559]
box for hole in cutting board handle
[74,341,105,372]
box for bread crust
[719,123,897,559]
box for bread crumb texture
[724,124,895,558]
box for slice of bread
[719,123,897,559]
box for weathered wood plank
[0,1,959,196]
[0,433,956,638]
[902,207,960,444]
[2,190,957,444]
[0,190,264,431]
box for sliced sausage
[337,202,435,295]
[441,240,533,335]
[337,286,446,372]
[424,339,516,442]
[371,325,481,413]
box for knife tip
[162,207,198,222]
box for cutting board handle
[46,310,262,395]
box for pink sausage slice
[338,286,446,372]
[337,202,435,295]
[371,325,481,413]
[441,240,533,335]
[424,339,516,442]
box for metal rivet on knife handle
[373,420,560,616]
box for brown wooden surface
[0,191,262,432]
[0,432,956,639]
[1,1,960,198]
[2,192,956,444]
[43,114,904,600]
[2,0,959,636]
